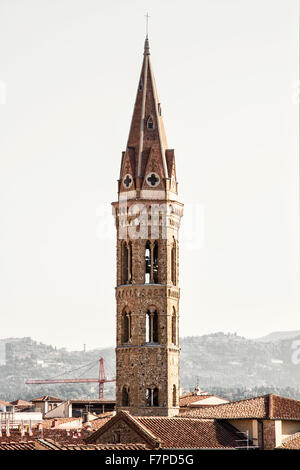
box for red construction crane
[25,358,115,399]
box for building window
[145,241,151,284]
[171,238,176,285]
[172,307,177,345]
[122,386,130,406]
[146,388,159,407]
[146,116,154,130]
[122,308,132,344]
[153,241,158,283]
[121,241,132,284]
[145,241,159,284]
[172,385,177,407]
[146,309,158,343]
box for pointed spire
[119,37,177,197]
[144,36,150,56]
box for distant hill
[254,331,300,343]
[1,332,300,402]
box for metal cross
[145,12,150,38]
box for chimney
[82,411,89,423]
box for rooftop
[179,394,300,420]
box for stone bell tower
[112,37,183,417]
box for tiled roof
[280,432,300,449]
[270,395,300,419]
[42,418,81,429]
[87,414,115,432]
[0,441,36,450]
[0,400,10,406]
[180,393,215,407]
[70,399,115,404]
[31,395,62,403]
[10,399,32,407]
[35,439,148,450]
[136,416,243,449]
[62,443,148,450]
[180,394,300,420]
[86,411,245,449]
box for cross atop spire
[145,12,150,38]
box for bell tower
[112,37,183,417]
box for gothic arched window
[146,309,158,343]
[146,387,159,407]
[172,385,177,407]
[122,386,130,406]
[172,307,177,345]
[145,241,159,284]
[153,241,158,284]
[145,241,151,284]
[122,308,131,344]
[121,241,132,284]
[171,238,176,285]
[146,115,154,130]
[153,388,159,407]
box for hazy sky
[0,0,299,350]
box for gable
[92,418,150,446]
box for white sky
[0,0,299,350]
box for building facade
[112,37,183,416]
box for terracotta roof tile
[0,441,36,450]
[42,418,80,429]
[31,396,62,403]
[9,399,32,407]
[270,395,300,420]
[34,438,147,451]
[62,443,148,450]
[86,411,246,449]
[180,394,300,420]
[136,416,243,449]
[88,415,114,432]
[0,400,10,406]
[180,394,215,407]
[280,432,300,449]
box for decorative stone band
[118,190,178,201]
[116,285,180,300]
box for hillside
[1,332,300,402]
[254,330,300,343]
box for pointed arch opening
[122,308,132,344]
[145,241,151,284]
[146,115,154,130]
[146,387,159,407]
[172,307,177,345]
[172,385,177,407]
[146,308,158,343]
[145,241,159,284]
[153,241,158,284]
[122,386,130,407]
[171,237,177,285]
[121,241,132,284]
